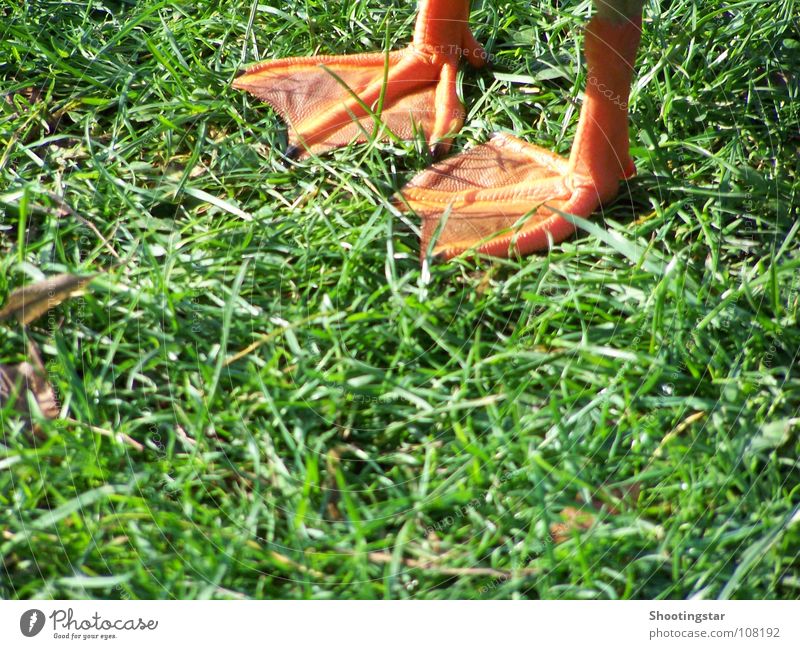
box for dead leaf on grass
[549,507,598,545]
[549,483,643,545]
[0,360,59,423]
[0,273,95,325]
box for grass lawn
[1,0,798,599]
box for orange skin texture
[234,2,643,261]
[232,0,485,158]
[398,15,642,259]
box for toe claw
[430,142,450,160]
[284,144,303,160]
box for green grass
[1,0,799,599]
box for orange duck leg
[233,0,486,159]
[398,2,644,259]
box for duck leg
[233,0,486,159]
[398,0,644,259]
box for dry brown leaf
[549,507,597,545]
[4,86,44,108]
[0,273,94,325]
[0,361,59,423]
[549,483,642,545]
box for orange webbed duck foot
[397,13,643,259]
[233,0,486,160]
